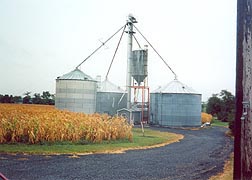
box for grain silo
[131,49,148,85]
[55,68,97,113]
[96,79,127,115]
[150,79,201,126]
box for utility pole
[234,0,252,179]
[126,14,137,109]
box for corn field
[201,112,213,124]
[0,104,132,144]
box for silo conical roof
[57,68,95,81]
[98,79,125,93]
[152,79,200,94]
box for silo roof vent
[98,79,125,93]
[57,68,95,81]
[152,79,200,94]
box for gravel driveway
[0,126,233,180]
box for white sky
[0,0,237,101]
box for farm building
[96,79,127,115]
[55,15,202,127]
[55,68,97,113]
[150,79,201,127]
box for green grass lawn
[0,128,183,154]
[211,119,229,127]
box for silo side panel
[56,80,96,113]
[150,93,155,124]
[96,92,127,115]
[157,94,163,125]
[159,93,201,126]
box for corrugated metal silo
[55,68,97,113]
[131,49,148,84]
[96,79,127,115]
[150,79,201,126]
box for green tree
[32,93,42,104]
[218,90,235,122]
[0,94,22,103]
[2,95,11,103]
[41,91,55,105]
[23,91,32,104]
[13,96,22,103]
[206,90,235,133]
[201,102,207,112]
[206,94,222,116]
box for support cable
[106,25,126,79]
[133,34,142,49]
[133,24,177,79]
[76,24,126,69]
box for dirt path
[0,126,233,180]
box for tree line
[204,89,235,133]
[0,91,55,105]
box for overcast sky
[0,0,236,101]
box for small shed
[117,108,140,124]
